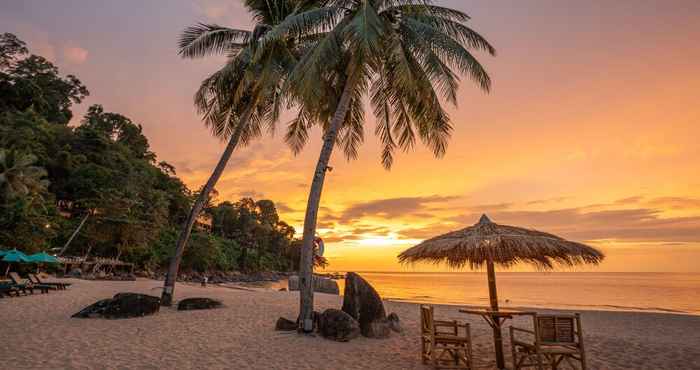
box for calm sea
[326,272,700,315]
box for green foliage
[0,33,300,273]
[207,198,297,272]
[0,37,88,124]
[277,0,495,168]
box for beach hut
[398,214,604,369]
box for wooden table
[459,308,536,370]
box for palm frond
[178,23,251,58]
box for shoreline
[2,278,699,369]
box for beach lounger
[29,273,70,290]
[420,305,473,369]
[1,279,33,296]
[0,283,21,297]
[510,313,588,370]
[27,274,60,290]
[8,272,50,294]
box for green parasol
[2,249,30,263]
[27,252,60,264]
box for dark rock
[275,317,298,331]
[317,309,361,342]
[367,318,392,339]
[315,276,340,295]
[71,298,113,318]
[72,292,160,319]
[288,275,339,295]
[177,297,223,311]
[341,272,388,338]
[388,312,402,333]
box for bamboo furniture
[509,313,587,370]
[399,215,603,369]
[421,305,474,369]
[459,308,536,369]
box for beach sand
[2,278,699,370]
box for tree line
[0,33,301,273]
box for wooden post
[486,257,505,370]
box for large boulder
[315,277,340,295]
[177,297,223,311]
[275,317,297,331]
[317,309,361,342]
[288,275,339,295]
[388,312,402,333]
[341,272,389,338]
[72,293,160,319]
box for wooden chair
[510,313,588,370]
[420,305,473,369]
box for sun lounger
[29,274,70,290]
[0,283,21,297]
[8,272,50,294]
[1,280,33,296]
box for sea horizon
[313,271,700,316]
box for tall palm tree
[162,0,324,306]
[267,0,496,330]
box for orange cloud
[63,44,88,64]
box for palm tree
[268,0,496,330]
[162,0,324,306]
[0,149,48,202]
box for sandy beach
[2,278,699,370]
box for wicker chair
[420,305,473,369]
[509,313,588,370]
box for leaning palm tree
[162,0,324,306]
[266,0,496,330]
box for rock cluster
[317,309,361,342]
[177,297,223,311]
[72,293,160,319]
[288,275,340,295]
[342,272,393,338]
[277,272,400,342]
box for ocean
[326,272,700,315]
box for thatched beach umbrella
[398,214,604,369]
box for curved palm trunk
[161,112,249,306]
[298,69,359,331]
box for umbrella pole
[486,258,505,369]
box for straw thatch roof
[398,214,604,270]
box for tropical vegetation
[0,33,300,274]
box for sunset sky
[3,0,699,272]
